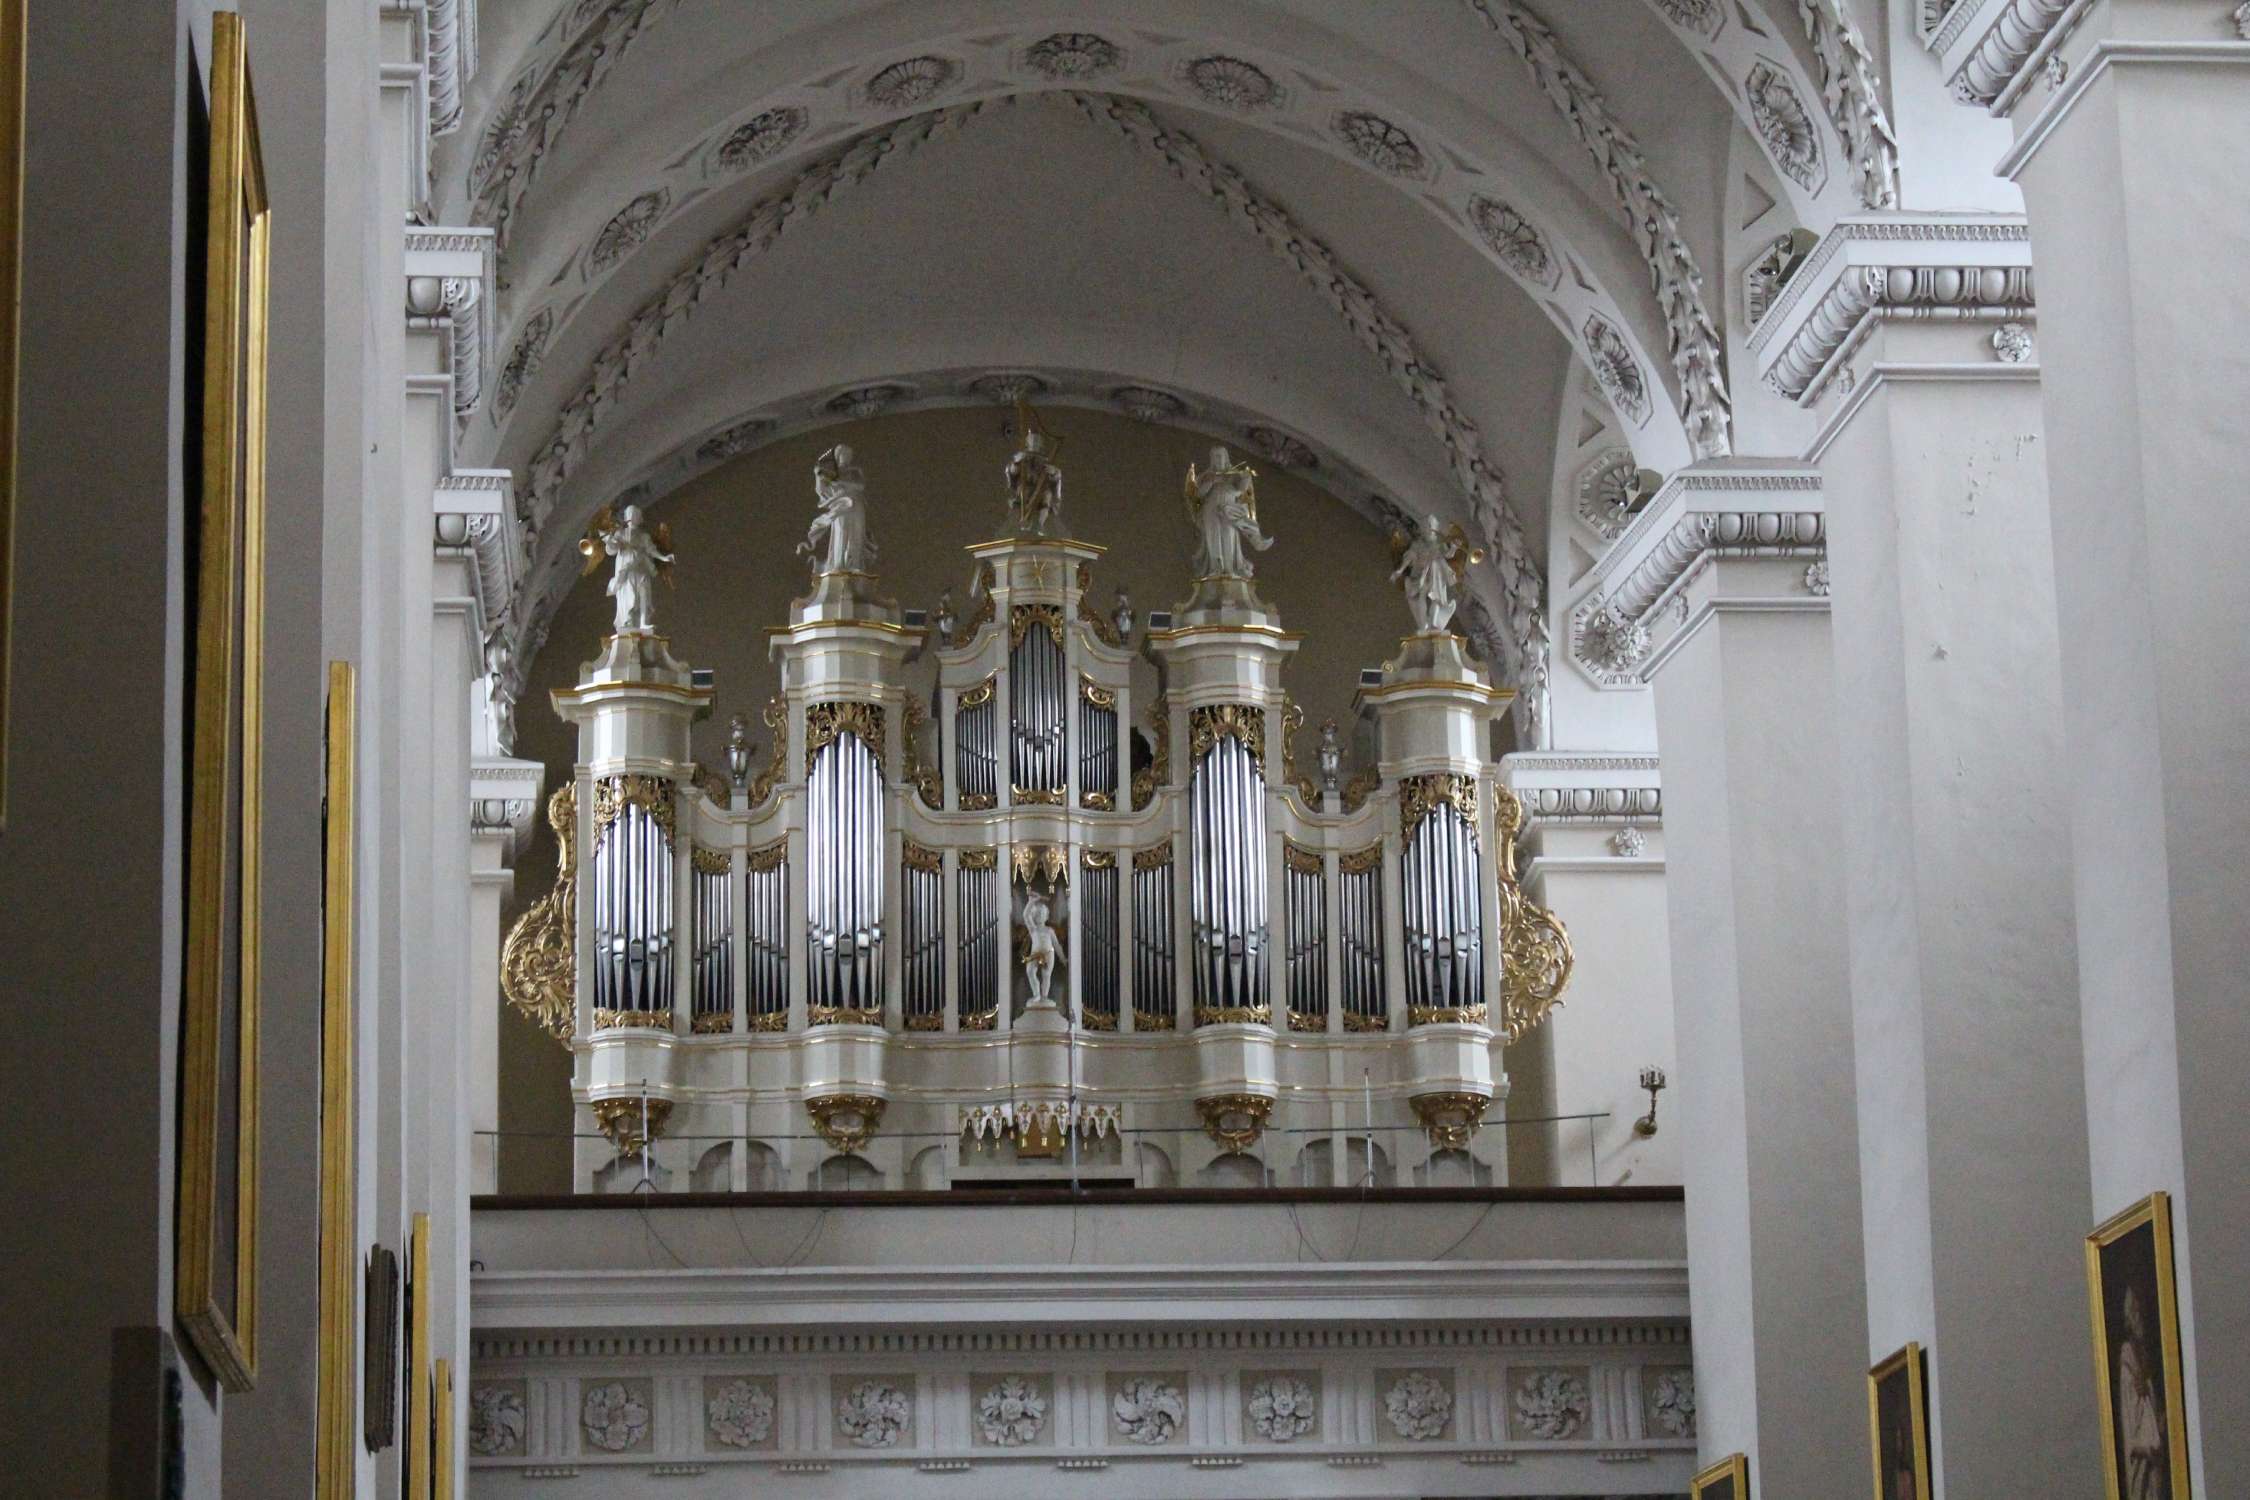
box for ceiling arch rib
[493,93,1554,721]
[1631,0,1899,218]
[458,10,1702,481]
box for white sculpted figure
[1185,446,1274,578]
[1004,399,1066,535]
[802,444,875,573]
[1390,513,1481,634]
[580,503,673,634]
[1022,891,1060,1006]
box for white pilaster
[1984,9,2250,1489]
[1764,211,2099,1493]
[1622,467,1868,1494]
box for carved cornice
[434,470,520,641]
[1751,216,2034,403]
[1946,0,2075,107]
[404,225,497,426]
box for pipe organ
[511,436,1574,1192]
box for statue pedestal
[1356,631,1511,770]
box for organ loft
[503,404,1574,1188]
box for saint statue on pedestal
[803,444,875,574]
[1004,399,1066,536]
[1021,892,1060,1007]
[1184,446,1273,578]
[579,502,673,634]
[1389,513,1481,634]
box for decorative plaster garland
[1457,0,1733,460]
[1795,0,1902,209]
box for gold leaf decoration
[1398,773,1479,846]
[1131,695,1169,810]
[691,846,730,876]
[1280,698,1317,806]
[1189,702,1266,773]
[744,695,788,809]
[1009,602,1065,648]
[594,773,676,842]
[903,696,942,810]
[1340,766,1381,815]
[501,783,579,1040]
[804,700,885,771]
[1495,783,1573,1041]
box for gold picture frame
[1868,1341,1932,1500]
[433,1357,456,1500]
[2087,1190,2191,1499]
[408,1211,432,1500]
[0,0,23,833]
[176,8,270,1394]
[316,663,358,1498]
[1692,1452,1750,1500]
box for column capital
[471,756,545,864]
[405,226,497,426]
[1567,462,1825,688]
[1751,214,2034,405]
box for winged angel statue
[1184,445,1274,578]
[579,503,673,633]
[1389,513,1484,634]
[1004,398,1066,536]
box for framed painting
[175,7,270,1394]
[407,1212,432,1500]
[316,662,357,1497]
[0,0,21,832]
[1692,1452,1750,1499]
[2087,1191,2191,1500]
[1868,1341,1932,1500]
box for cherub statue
[1317,719,1342,795]
[1388,513,1483,634]
[1184,445,1273,578]
[1004,398,1066,536]
[1021,890,1060,1007]
[579,502,673,634]
[802,444,875,574]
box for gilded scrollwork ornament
[1189,702,1266,773]
[501,783,578,1040]
[803,700,885,770]
[903,696,942,809]
[1399,773,1479,846]
[1340,765,1381,815]
[594,772,676,842]
[1494,784,1573,1041]
[1131,694,1169,810]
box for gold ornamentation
[903,840,942,875]
[1399,773,1479,846]
[1343,1011,1390,1033]
[691,846,730,876]
[691,1011,732,1034]
[1080,676,1117,710]
[748,1010,789,1032]
[960,1007,998,1031]
[958,846,999,872]
[958,674,997,710]
[1081,1009,1119,1032]
[1288,1010,1324,1033]
[1011,844,1067,886]
[806,1093,885,1151]
[747,836,788,873]
[1081,789,1115,812]
[1081,848,1117,871]
[1195,1004,1272,1026]
[1132,695,1169,810]
[1409,1003,1488,1027]
[804,700,885,771]
[1012,784,1066,805]
[1189,702,1266,772]
[595,773,676,842]
[1196,1092,1273,1152]
[904,1013,944,1032]
[1410,1091,1491,1150]
[1010,602,1065,648]
[592,1096,673,1152]
[963,564,996,639]
[1283,840,1324,877]
[903,696,942,809]
[1339,842,1384,876]
[744,695,788,809]
[594,1007,674,1031]
[1280,698,1318,805]
[502,783,579,1040]
[810,1005,883,1027]
[316,663,357,1488]
[1133,1008,1176,1032]
[1133,842,1174,871]
[689,762,731,808]
[1078,564,1122,647]
[1495,783,1573,1042]
[1340,766,1381,815]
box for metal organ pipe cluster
[690,850,732,1032]
[1401,777,1486,1023]
[1079,850,1121,1029]
[1339,846,1387,1030]
[956,850,1000,1028]
[902,844,944,1029]
[955,677,997,810]
[805,719,885,1023]
[591,778,674,1021]
[1131,845,1177,1031]
[1284,843,1327,1031]
[1078,678,1118,808]
[1008,610,1067,801]
[744,840,788,1028]
[1189,729,1270,1022]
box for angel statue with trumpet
[1389,513,1484,634]
[579,502,673,634]
[1184,445,1274,578]
[802,443,876,574]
